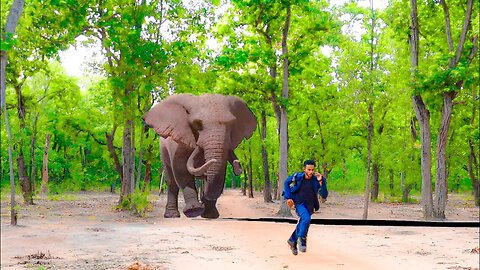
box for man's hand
[286,199,295,209]
[320,197,326,203]
[315,172,323,185]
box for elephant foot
[164,209,181,218]
[201,199,219,219]
[183,204,205,218]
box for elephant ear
[143,94,196,148]
[227,96,257,149]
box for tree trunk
[276,4,292,217]
[136,123,147,191]
[434,92,456,219]
[389,169,394,197]
[242,167,247,196]
[41,134,50,194]
[18,150,33,204]
[30,114,39,194]
[142,160,151,192]
[15,83,33,204]
[362,103,373,219]
[468,140,479,206]
[248,141,254,198]
[106,128,123,191]
[432,0,476,219]
[271,158,278,200]
[3,107,17,225]
[261,110,273,202]
[120,118,135,205]
[2,0,25,225]
[371,162,379,201]
[410,0,433,220]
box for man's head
[303,159,316,179]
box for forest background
[1,0,478,223]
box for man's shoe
[287,239,298,255]
[298,237,307,252]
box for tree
[1,0,25,224]
[405,0,478,220]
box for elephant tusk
[187,146,217,177]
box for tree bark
[432,0,475,220]
[363,103,373,219]
[41,134,50,194]
[389,169,394,197]
[120,117,135,205]
[2,0,25,225]
[30,114,39,194]
[468,140,479,206]
[106,127,123,190]
[371,163,379,200]
[275,5,294,217]
[261,110,273,202]
[248,141,254,198]
[409,0,433,220]
[15,83,33,204]
[433,92,456,219]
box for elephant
[143,93,257,219]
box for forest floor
[1,189,479,270]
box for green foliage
[116,190,151,217]
[2,0,477,213]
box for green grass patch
[46,193,79,201]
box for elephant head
[143,93,257,216]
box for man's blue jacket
[283,172,329,211]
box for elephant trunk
[202,128,228,200]
[187,146,217,176]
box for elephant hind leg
[164,166,181,218]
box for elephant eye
[190,119,203,131]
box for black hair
[303,159,316,167]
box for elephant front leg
[182,185,205,218]
[201,198,219,219]
[164,181,181,218]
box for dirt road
[1,190,479,269]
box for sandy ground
[1,189,479,270]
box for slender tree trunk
[371,163,379,200]
[18,150,33,204]
[468,140,479,206]
[136,123,146,191]
[30,114,38,194]
[271,158,278,200]
[389,169,394,197]
[468,88,479,206]
[261,110,273,202]
[248,141,254,198]
[433,92,456,219]
[120,118,135,205]
[409,0,433,220]
[15,84,33,204]
[242,167,247,196]
[143,160,151,192]
[276,4,292,217]
[41,134,50,194]
[363,103,373,219]
[2,0,25,224]
[106,127,123,192]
